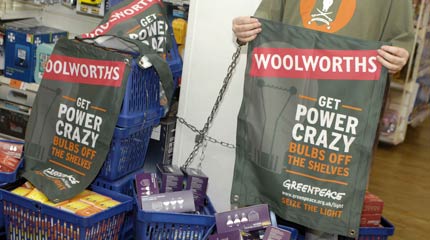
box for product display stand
[379,0,430,145]
[409,0,430,127]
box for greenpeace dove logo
[300,0,356,33]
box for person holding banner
[232,0,413,75]
[231,0,414,239]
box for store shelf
[380,81,420,145]
[0,0,43,20]
[0,76,39,92]
[380,0,430,145]
[40,5,101,37]
[390,78,417,92]
[1,0,101,36]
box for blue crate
[166,36,183,88]
[0,185,133,240]
[117,59,164,128]
[98,118,160,181]
[0,158,23,184]
[339,217,395,240]
[117,37,182,127]
[120,223,135,240]
[93,168,144,196]
[93,168,145,239]
[136,197,216,240]
[278,225,299,240]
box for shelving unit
[40,5,100,37]
[0,0,42,20]
[409,0,430,128]
[379,0,430,145]
[1,0,102,37]
[0,75,39,91]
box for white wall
[174,0,261,211]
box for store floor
[369,117,430,240]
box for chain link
[197,139,208,169]
[177,117,236,148]
[180,44,242,169]
[206,135,236,148]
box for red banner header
[43,54,126,87]
[250,48,382,81]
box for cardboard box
[140,190,195,213]
[209,230,243,240]
[209,230,263,240]
[215,204,272,234]
[362,192,384,215]
[4,19,68,83]
[156,164,184,193]
[34,43,55,84]
[160,117,176,165]
[76,0,110,17]
[135,172,160,207]
[149,117,177,165]
[360,213,382,227]
[181,167,208,194]
[263,226,292,240]
[0,139,23,159]
[181,167,208,208]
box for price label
[9,79,24,90]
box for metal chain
[197,139,208,169]
[206,135,236,149]
[177,117,236,148]
[180,44,242,169]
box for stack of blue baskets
[97,35,183,181]
[103,0,171,176]
[92,36,194,240]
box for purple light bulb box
[209,230,263,240]
[209,230,243,240]
[156,164,184,193]
[135,172,159,208]
[181,167,209,208]
[181,167,208,195]
[215,204,272,234]
[140,190,196,213]
[262,226,292,240]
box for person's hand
[377,45,409,75]
[232,16,262,44]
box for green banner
[231,18,388,237]
[23,39,131,202]
[81,0,175,106]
